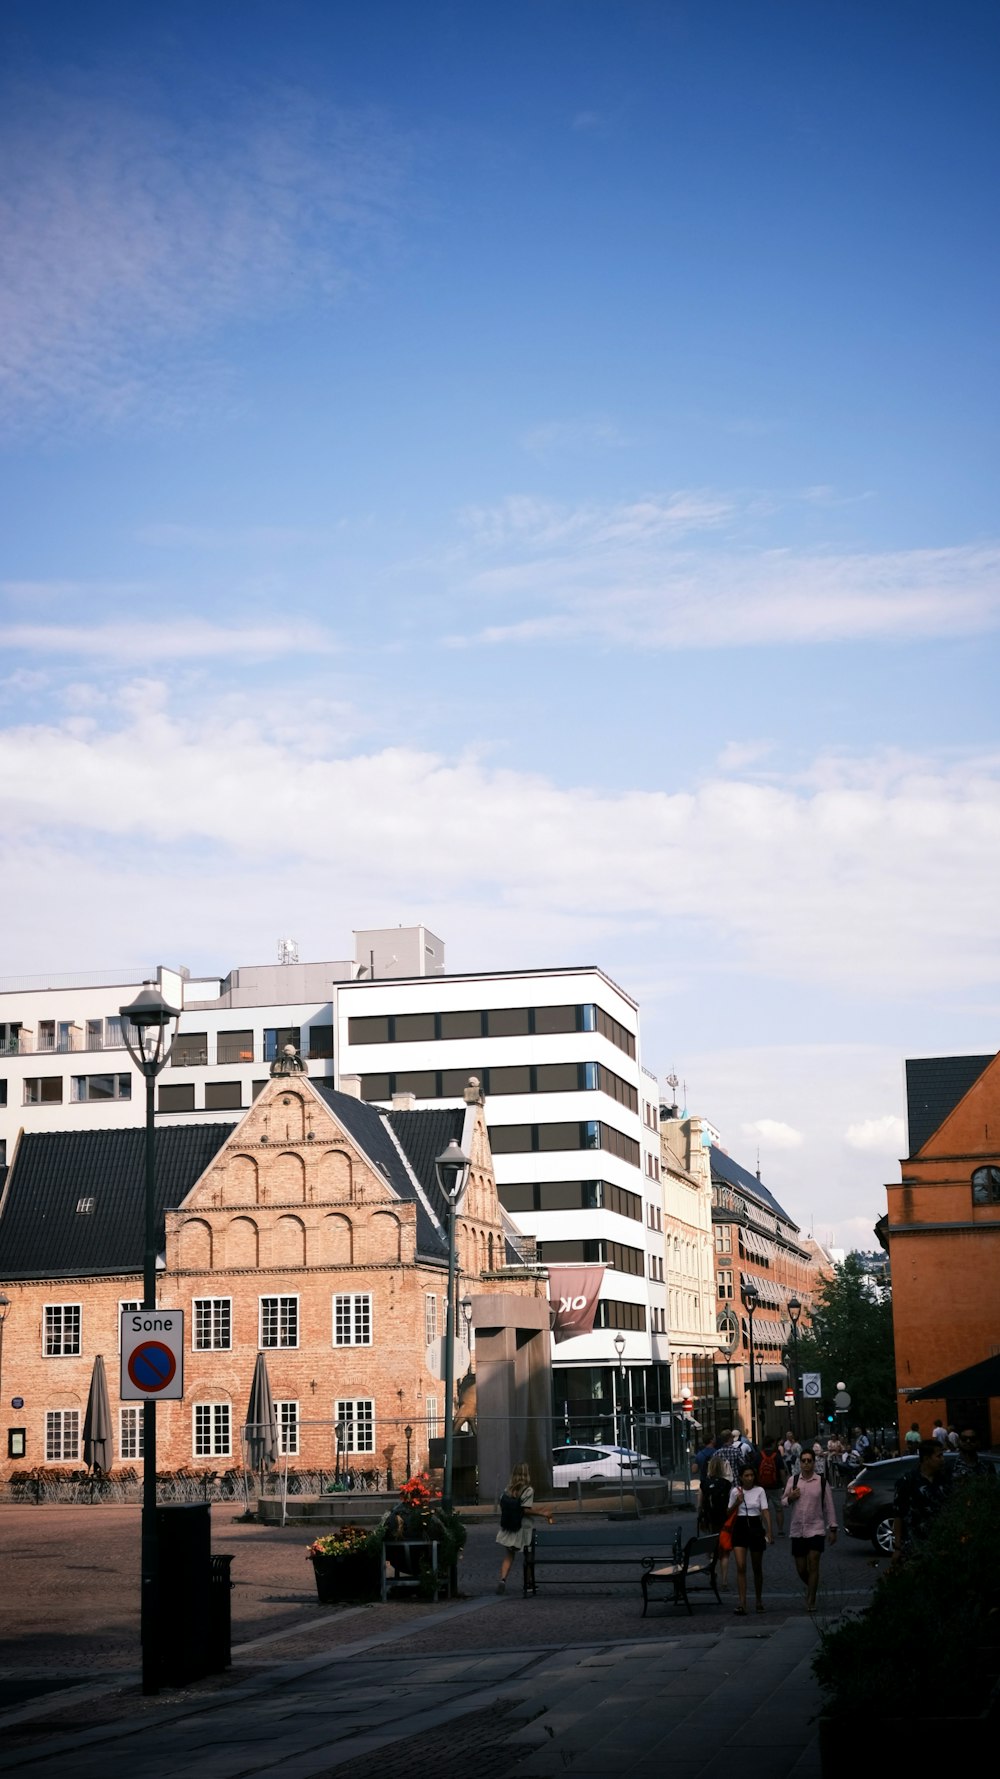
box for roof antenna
[756,1147,761,1182]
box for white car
[551,1444,661,1488]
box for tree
[792,1253,896,1430]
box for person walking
[953,1427,994,1481]
[892,1438,951,1558]
[783,1448,838,1611]
[757,1436,787,1534]
[702,1450,736,1588]
[728,1461,773,1615]
[495,1463,552,1593]
[903,1421,921,1455]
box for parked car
[843,1451,1000,1553]
[551,1444,661,1488]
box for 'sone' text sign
[120,1310,185,1401]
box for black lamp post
[404,1423,413,1482]
[119,982,180,1696]
[0,1293,9,1407]
[434,1138,471,1517]
[613,1332,627,1513]
[334,1418,348,1485]
[743,1286,759,1447]
[787,1296,802,1437]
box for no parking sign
[120,1310,185,1401]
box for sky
[2,1,999,1251]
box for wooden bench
[640,1535,721,1616]
[524,1523,676,1596]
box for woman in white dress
[495,1462,553,1593]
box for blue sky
[2,1,999,1246]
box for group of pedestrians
[693,1426,838,1613]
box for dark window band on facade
[358,1061,638,1115]
[498,1179,642,1221]
[348,1002,636,1059]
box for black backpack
[499,1490,525,1532]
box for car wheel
[873,1515,895,1555]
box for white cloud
[0,81,408,428]
[2,702,1000,1002]
[0,621,338,665]
[450,490,1000,649]
[843,1116,906,1155]
[742,1119,805,1150]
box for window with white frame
[424,1293,438,1346]
[194,1298,232,1350]
[335,1398,374,1453]
[45,1410,80,1461]
[333,1293,371,1347]
[277,1400,299,1456]
[260,1295,299,1348]
[120,1405,144,1460]
[44,1303,81,1356]
[194,1403,232,1457]
[425,1396,439,1444]
[118,1300,142,1350]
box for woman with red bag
[726,1462,774,1614]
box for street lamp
[404,1423,413,1482]
[786,1296,802,1436]
[743,1286,759,1447]
[613,1333,627,1514]
[0,1293,9,1407]
[119,982,180,1697]
[334,1418,349,1485]
[434,1138,471,1517]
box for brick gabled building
[887,1051,1000,1446]
[0,1070,543,1479]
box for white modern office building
[0,926,674,1453]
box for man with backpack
[757,1436,788,1534]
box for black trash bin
[209,1554,234,1672]
[153,1503,212,1686]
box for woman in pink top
[782,1448,838,1611]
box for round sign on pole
[127,1341,177,1394]
[834,1388,851,1410]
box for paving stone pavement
[0,1606,830,1779]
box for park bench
[640,1534,721,1616]
[524,1521,678,1596]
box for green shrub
[814,1476,1000,1721]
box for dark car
[843,1451,1000,1553]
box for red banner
[548,1265,606,1343]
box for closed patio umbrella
[244,1351,279,1472]
[83,1353,113,1474]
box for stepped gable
[0,1123,234,1279]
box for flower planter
[310,1547,383,1603]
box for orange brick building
[0,1070,543,1480]
[887,1052,1000,1446]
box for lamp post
[613,1333,627,1513]
[743,1286,759,1447]
[404,1424,413,1482]
[334,1418,348,1485]
[119,983,180,1697]
[786,1296,802,1437]
[0,1293,9,1407]
[434,1138,471,1517]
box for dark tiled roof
[0,1124,233,1280]
[385,1106,466,1229]
[905,1055,994,1156]
[311,1086,463,1259]
[709,1145,798,1232]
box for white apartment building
[0,927,675,1455]
[659,1107,723,1430]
